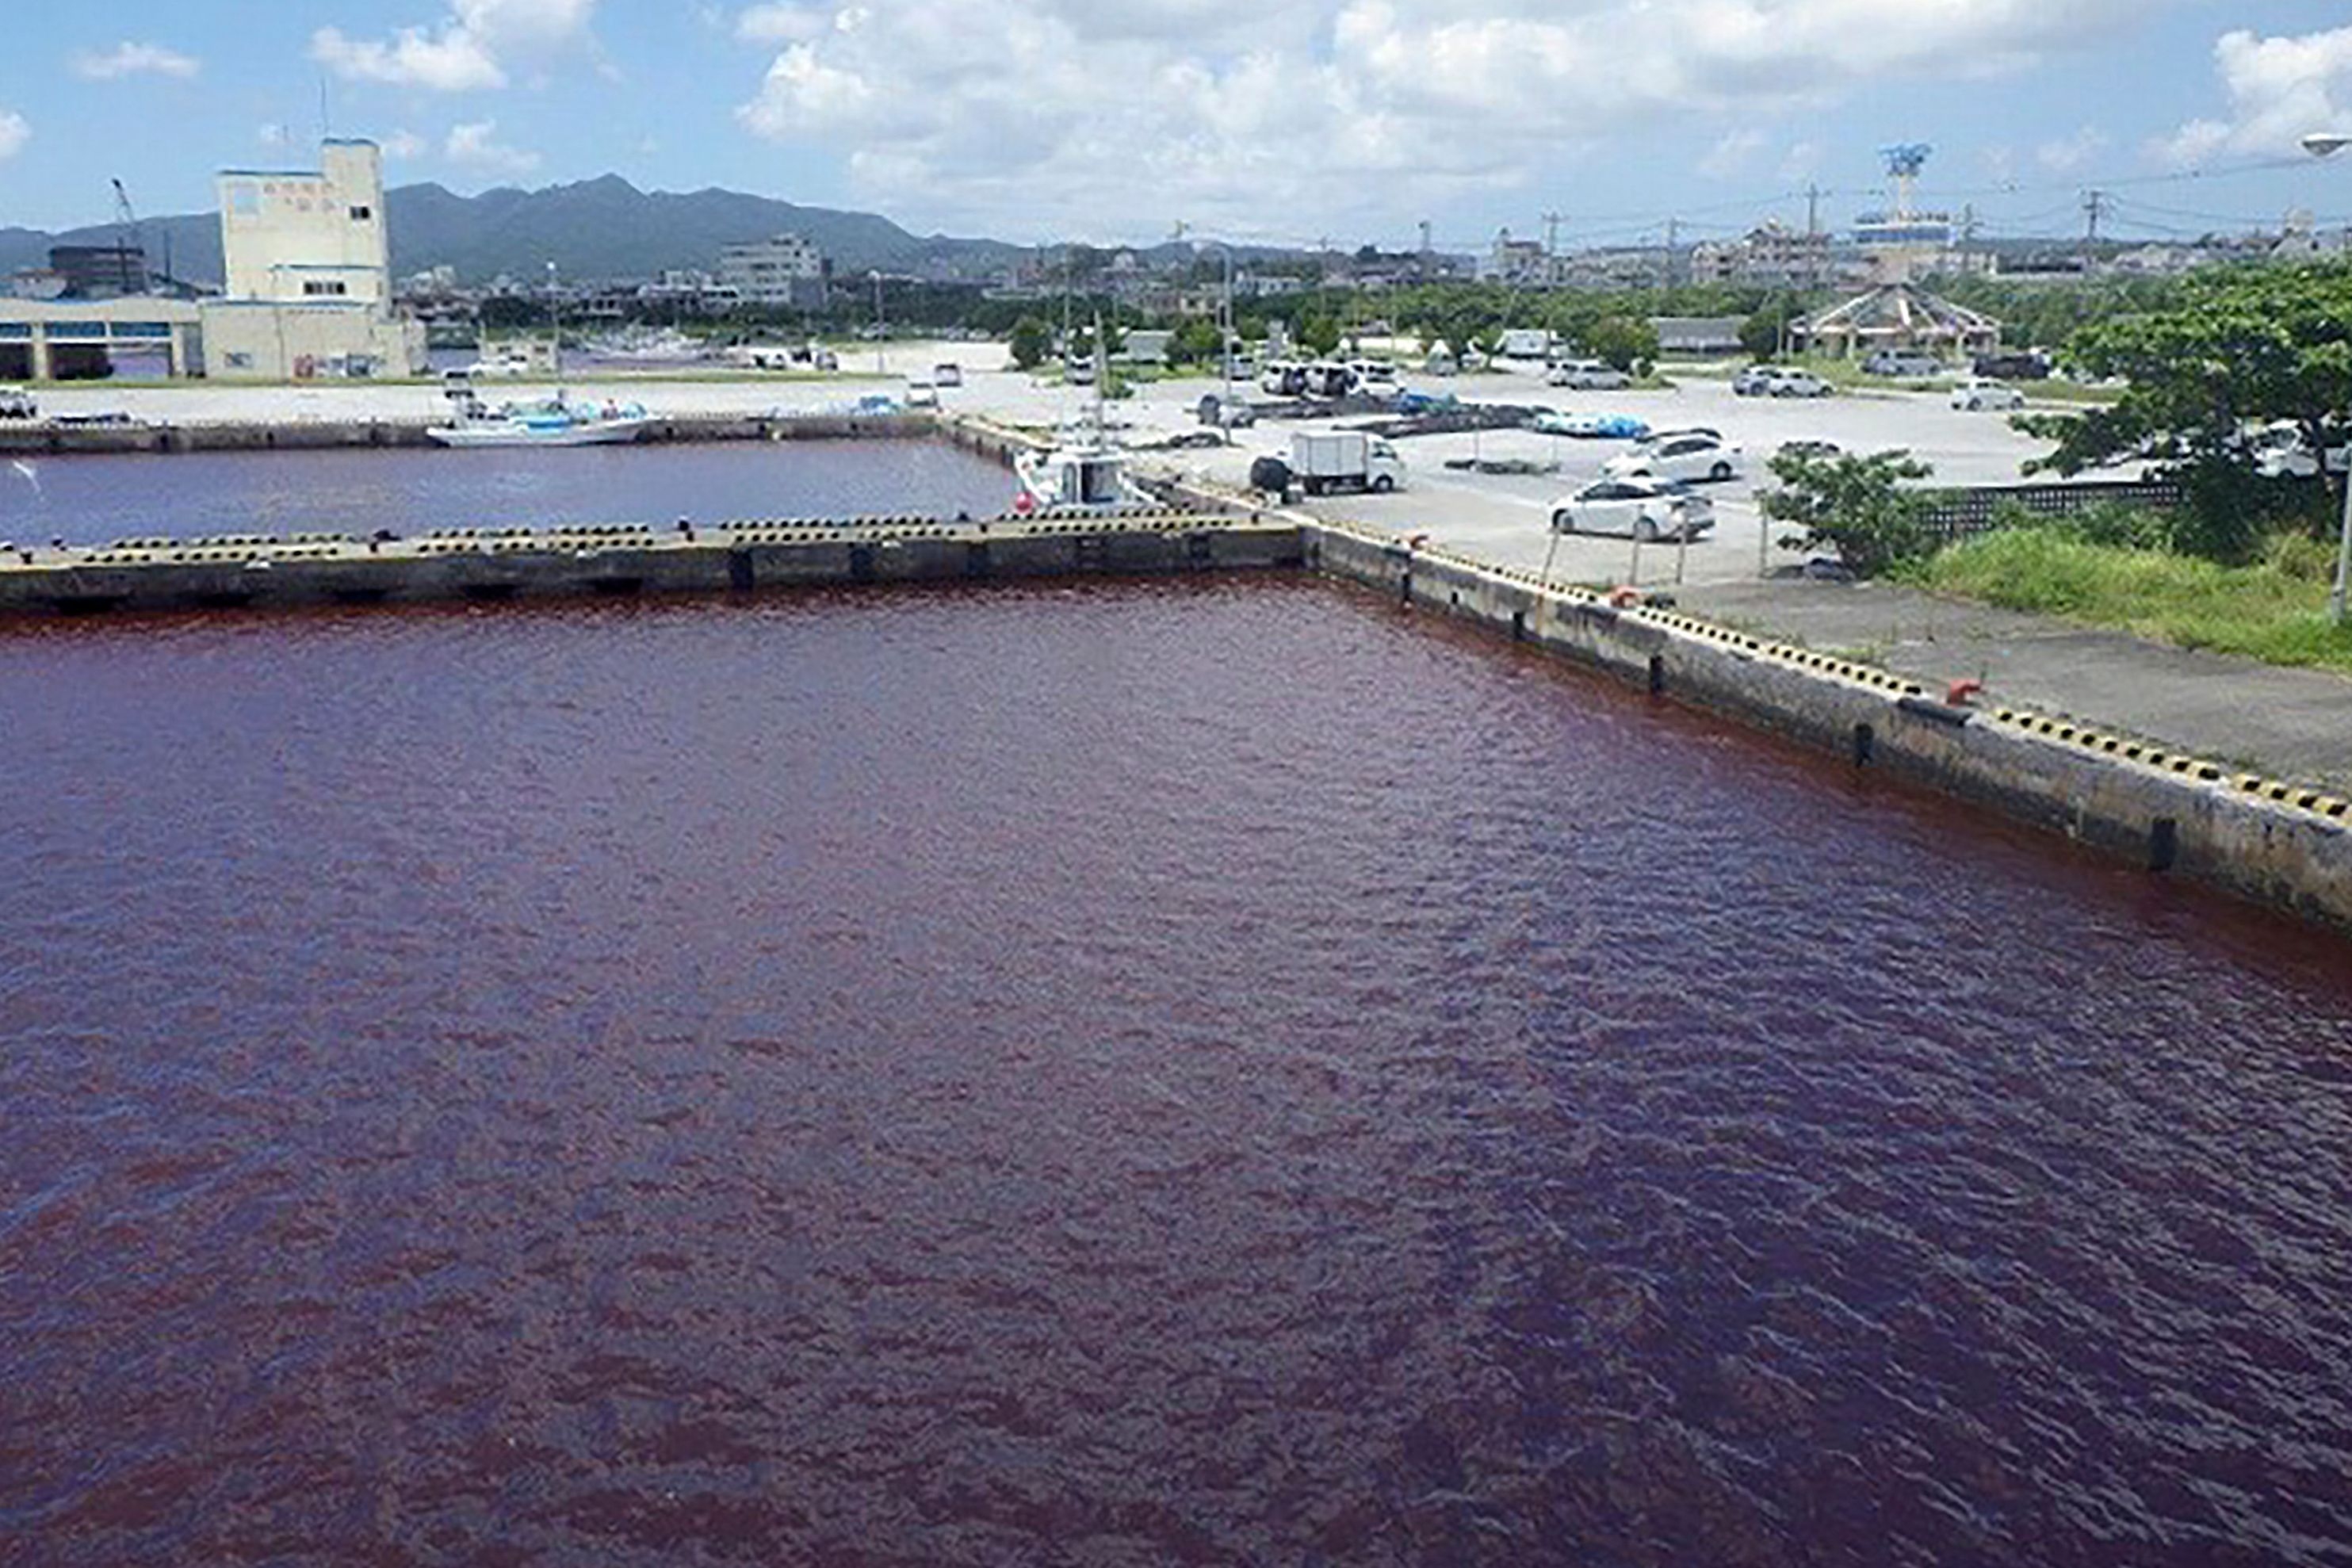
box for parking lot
[1072,358,2090,589]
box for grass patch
[1912,527,2352,673]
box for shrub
[1760,449,1936,576]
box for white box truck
[1291,430,1406,495]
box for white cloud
[257,121,290,147]
[736,3,826,44]
[2036,125,2109,173]
[1700,128,1765,180]
[729,0,2171,233]
[0,110,28,163]
[383,128,429,159]
[313,24,507,90]
[445,119,542,175]
[312,0,597,91]
[73,42,202,80]
[2155,25,2352,167]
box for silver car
[1549,476,1715,541]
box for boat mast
[546,260,561,392]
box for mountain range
[0,175,1030,288]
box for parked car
[904,381,939,409]
[1603,431,1744,484]
[1767,369,1833,398]
[1065,356,1096,386]
[2249,420,2351,479]
[933,362,963,388]
[1547,358,1631,390]
[1299,361,1359,400]
[1775,438,1843,461]
[1197,392,1256,429]
[0,386,36,420]
[1260,361,1309,397]
[1731,365,1782,396]
[1350,359,1399,389]
[1971,350,2050,381]
[1394,388,1460,415]
[1861,348,1950,378]
[1949,377,2025,412]
[1549,476,1715,541]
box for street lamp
[2301,131,2352,624]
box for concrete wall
[0,513,1304,618]
[1300,520,2352,937]
[200,301,427,380]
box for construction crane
[109,178,153,295]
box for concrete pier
[0,510,1303,617]
[0,410,946,457]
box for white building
[201,139,426,380]
[718,235,828,308]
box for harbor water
[0,438,1018,548]
[5,576,2351,1565]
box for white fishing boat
[1015,438,1149,512]
[1012,325,1150,514]
[428,390,649,448]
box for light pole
[2302,131,2352,625]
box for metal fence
[1920,480,2183,545]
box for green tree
[1008,316,1052,369]
[1297,315,1344,357]
[1581,314,1660,373]
[1170,318,1223,366]
[1760,449,1937,577]
[1740,296,1802,361]
[2022,259,2352,560]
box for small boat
[1012,321,1150,514]
[1015,437,1149,513]
[428,390,649,448]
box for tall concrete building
[718,234,828,309]
[202,139,425,379]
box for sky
[1,1,2350,254]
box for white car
[1949,377,2025,412]
[1768,369,1833,398]
[1547,358,1631,390]
[1603,432,1744,484]
[1549,476,1715,541]
[2250,421,2350,479]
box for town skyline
[1,2,2348,251]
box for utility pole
[1542,210,1563,287]
[1663,216,1681,287]
[1417,220,1432,280]
[2082,189,2109,254]
[1805,183,1822,237]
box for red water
[4,578,2351,1566]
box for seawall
[1297,515,2352,938]
[0,411,943,457]
[0,511,1303,616]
